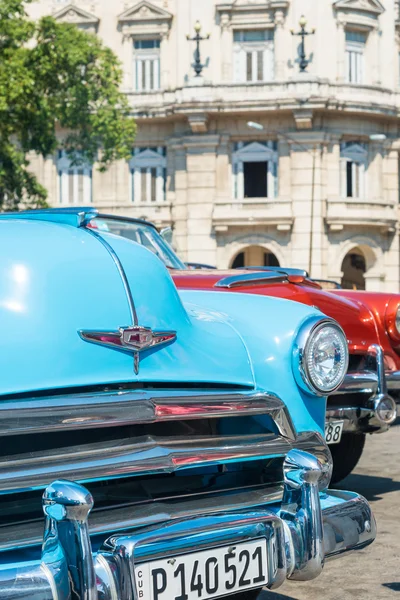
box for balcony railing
[125,79,399,119]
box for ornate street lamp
[186,20,210,77]
[291,15,315,72]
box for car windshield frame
[92,215,186,270]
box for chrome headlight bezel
[293,317,349,397]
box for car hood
[171,270,378,354]
[0,220,254,395]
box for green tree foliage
[0,0,136,209]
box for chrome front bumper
[386,370,400,395]
[0,450,375,600]
[327,344,397,433]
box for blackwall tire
[330,432,366,484]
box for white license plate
[135,539,268,600]
[325,420,344,444]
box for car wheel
[227,590,262,600]
[330,433,366,484]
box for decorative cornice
[333,0,384,16]
[118,1,173,24]
[216,0,289,28]
[118,1,172,37]
[52,3,99,29]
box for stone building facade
[27,0,400,290]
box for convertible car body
[87,213,398,482]
[0,208,374,600]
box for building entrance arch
[340,247,367,290]
[230,246,280,268]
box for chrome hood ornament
[79,325,176,374]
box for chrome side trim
[85,227,138,328]
[0,390,295,440]
[214,272,287,288]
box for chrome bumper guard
[327,344,397,433]
[0,450,375,600]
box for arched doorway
[231,246,280,269]
[341,248,366,290]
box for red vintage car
[87,214,399,482]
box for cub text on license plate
[325,420,344,444]
[135,539,268,600]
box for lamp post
[291,15,315,72]
[186,20,210,77]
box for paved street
[260,419,400,600]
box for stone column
[220,12,232,82]
[369,141,384,202]
[121,32,133,90]
[274,10,286,80]
[160,27,170,89]
[370,25,381,86]
[288,133,327,279]
[169,139,188,259]
[336,16,346,82]
[184,135,219,265]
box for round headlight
[294,319,349,396]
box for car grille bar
[0,433,291,495]
[0,389,296,439]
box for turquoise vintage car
[0,208,374,600]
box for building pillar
[274,10,286,80]
[160,28,170,89]
[336,16,346,82]
[287,132,327,279]
[184,135,219,265]
[169,140,188,259]
[369,141,384,202]
[220,12,232,82]
[121,33,133,90]
[370,25,381,86]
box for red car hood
[172,270,378,355]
